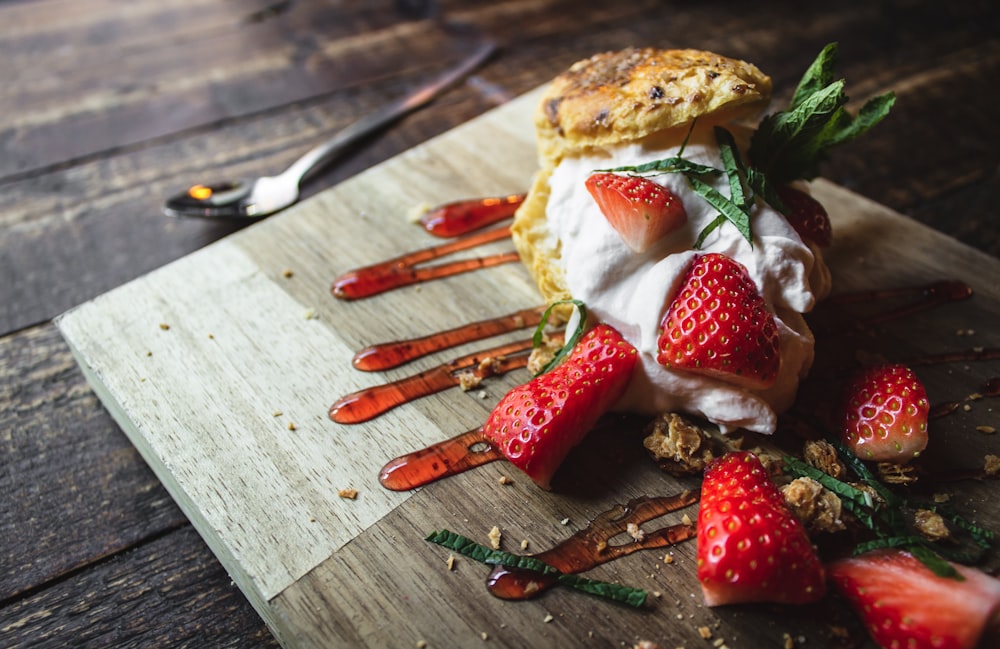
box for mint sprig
[783,439,996,580]
[749,42,896,184]
[533,299,587,375]
[426,529,648,607]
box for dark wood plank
[0,0,476,177]
[0,525,278,649]
[0,324,187,601]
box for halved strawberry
[829,549,1000,649]
[657,253,780,389]
[585,172,688,253]
[697,451,826,606]
[775,185,832,248]
[836,364,930,463]
[482,323,638,489]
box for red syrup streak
[379,428,502,491]
[331,338,535,424]
[419,194,526,238]
[486,491,699,601]
[824,279,973,327]
[352,306,545,371]
[332,225,518,300]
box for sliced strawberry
[657,253,780,389]
[697,451,826,606]
[830,549,1000,649]
[775,185,832,247]
[836,364,930,463]
[482,323,638,489]
[585,172,688,253]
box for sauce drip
[824,280,972,326]
[332,225,518,300]
[486,492,699,600]
[420,194,526,238]
[353,307,545,371]
[379,428,502,491]
[330,338,534,424]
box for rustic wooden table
[2,1,998,647]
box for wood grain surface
[3,1,998,647]
[56,89,1000,649]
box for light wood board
[57,89,1000,649]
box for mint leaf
[789,42,839,108]
[597,157,721,178]
[426,529,648,607]
[533,299,587,375]
[687,174,752,244]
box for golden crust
[535,47,771,166]
[513,48,771,307]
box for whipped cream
[546,129,832,434]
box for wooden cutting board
[57,88,1000,649]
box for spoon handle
[282,39,497,186]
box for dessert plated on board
[329,44,999,649]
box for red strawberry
[837,364,930,463]
[697,451,826,606]
[775,185,832,247]
[657,253,780,389]
[829,549,1000,649]
[482,324,638,489]
[585,172,688,252]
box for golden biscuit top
[535,48,772,166]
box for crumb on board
[272,411,283,417]
[543,613,553,623]
[977,425,997,434]
[663,553,674,565]
[520,539,529,551]
[697,626,712,639]
[914,509,950,541]
[498,475,514,486]
[338,488,359,500]
[282,268,294,278]
[782,632,795,649]
[560,517,571,526]
[488,525,502,550]
[287,422,297,431]
[446,555,456,571]
[627,522,645,541]
[984,454,1000,476]
[416,641,428,649]
[481,631,488,640]
[304,307,318,320]
[159,323,170,330]
[634,641,660,649]
[458,370,482,391]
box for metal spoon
[164,40,496,220]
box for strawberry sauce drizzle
[486,492,699,600]
[379,428,502,491]
[825,280,972,326]
[330,338,534,424]
[353,307,545,371]
[419,194,526,237]
[332,225,518,300]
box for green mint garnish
[426,529,648,607]
[749,42,896,184]
[783,439,996,581]
[533,299,587,375]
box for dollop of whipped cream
[546,129,832,434]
